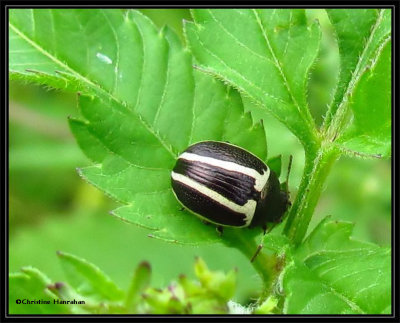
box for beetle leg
[250,244,263,263]
[216,225,224,236]
[262,224,267,235]
[201,219,211,225]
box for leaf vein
[328,266,387,285]
[324,9,389,136]
[102,11,120,96]
[30,9,35,37]
[152,33,170,127]
[193,64,303,140]
[187,69,196,145]
[252,9,315,131]
[9,22,176,159]
[282,11,293,57]
[207,10,275,65]
[193,33,287,105]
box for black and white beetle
[171,141,291,233]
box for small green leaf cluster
[139,257,237,314]
[10,253,239,314]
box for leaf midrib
[324,9,389,138]
[9,22,177,160]
[285,261,364,314]
[296,238,389,313]
[309,281,365,314]
[252,9,317,134]
[190,9,319,147]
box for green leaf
[9,267,69,314]
[267,155,282,178]
[283,217,391,314]
[10,9,267,244]
[194,257,236,301]
[184,9,321,151]
[57,251,125,301]
[323,9,391,158]
[324,9,391,124]
[335,39,391,158]
[125,261,152,311]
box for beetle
[171,141,291,234]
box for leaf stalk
[283,143,340,245]
[222,231,279,299]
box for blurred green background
[9,9,391,304]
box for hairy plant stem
[283,143,340,245]
[223,142,340,303]
[222,231,279,300]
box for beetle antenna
[285,155,293,194]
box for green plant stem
[283,143,340,245]
[222,231,278,298]
[221,140,341,304]
[222,143,340,300]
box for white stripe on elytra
[178,152,270,191]
[171,172,256,226]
